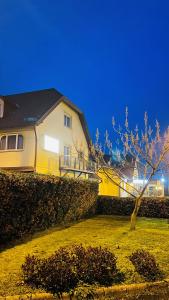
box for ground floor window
[0,134,24,151]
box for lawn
[0,215,169,296]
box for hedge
[0,171,98,245]
[97,196,169,218]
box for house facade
[0,88,95,178]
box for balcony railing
[59,156,97,174]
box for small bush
[129,249,163,281]
[22,254,43,286]
[40,247,78,297]
[73,245,124,285]
[22,247,79,298]
[22,245,124,297]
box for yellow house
[97,167,120,196]
[97,157,137,197]
[0,88,95,178]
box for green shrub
[22,254,44,286]
[22,245,124,297]
[41,247,78,297]
[73,245,124,285]
[97,196,169,219]
[0,171,98,246]
[22,248,78,298]
[129,249,163,281]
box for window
[64,146,71,166]
[17,134,24,149]
[8,135,16,150]
[0,134,23,151]
[0,136,6,150]
[64,113,72,128]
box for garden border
[1,279,169,300]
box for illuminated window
[0,134,24,151]
[44,135,59,153]
[64,113,72,128]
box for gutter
[34,126,38,172]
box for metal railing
[59,156,97,173]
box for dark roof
[0,88,90,145]
[0,88,62,129]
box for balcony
[59,155,96,175]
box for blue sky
[0,0,169,139]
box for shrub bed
[97,196,169,218]
[0,171,98,245]
[22,245,124,298]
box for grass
[0,215,169,296]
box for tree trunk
[130,196,142,231]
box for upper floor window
[64,113,72,128]
[0,134,24,151]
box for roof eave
[0,125,35,132]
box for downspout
[34,126,38,172]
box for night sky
[0,0,169,140]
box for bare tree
[91,108,169,230]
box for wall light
[44,135,59,153]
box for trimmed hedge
[97,196,169,218]
[0,171,98,245]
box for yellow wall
[35,101,89,176]
[0,128,35,168]
[98,168,120,196]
